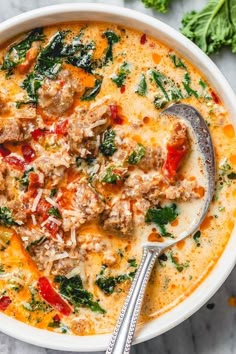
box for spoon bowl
[106,103,216,354]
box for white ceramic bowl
[0,3,236,352]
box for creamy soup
[0,22,235,336]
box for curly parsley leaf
[181,0,236,55]
[54,275,105,314]
[141,0,171,13]
[145,204,178,237]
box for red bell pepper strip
[22,144,36,163]
[163,142,188,178]
[0,144,11,157]
[0,296,11,311]
[4,155,25,172]
[38,277,72,316]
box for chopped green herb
[170,54,187,69]
[158,253,168,266]
[111,62,130,88]
[95,265,136,295]
[17,168,34,190]
[100,129,117,157]
[154,95,168,109]
[193,230,201,247]
[183,72,199,98]
[228,172,236,180]
[54,275,105,314]
[50,189,58,198]
[135,74,148,96]
[127,143,146,165]
[0,207,18,227]
[48,207,62,219]
[1,28,45,76]
[48,318,60,328]
[103,30,120,64]
[170,252,189,272]
[23,288,52,312]
[26,236,48,253]
[145,204,178,237]
[102,167,123,184]
[81,77,103,101]
[128,258,138,268]
[199,79,207,89]
[0,264,4,273]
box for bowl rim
[0,3,236,352]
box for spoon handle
[106,245,162,354]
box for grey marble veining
[0,1,236,353]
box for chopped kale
[50,189,58,198]
[54,275,105,314]
[48,207,62,219]
[26,236,48,253]
[183,72,199,98]
[154,95,168,109]
[103,30,120,64]
[170,54,187,69]
[67,41,95,73]
[170,252,189,272]
[23,288,52,312]
[128,258,138,268]
[81,77,103,101]
[100,129,117,156]
[0,207,18,227]
[95,265,136,295]
[135,74,148,96]
[17,168,34,190]
[1,28,45,75]
[145,204,178,237]
[111,62,130,88]
[193,230,201,247]
[199,79,207,89]
[102,167,123,184]
[21,71,44,104]
[127,143,146,165]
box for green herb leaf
[102,167,122,184]
[111,62,130,88]
[1,28,45,75]
[228,172,236,180]
[183,72,199,98]
[95,265,136,295]
[170,252,189,272]
[135,74,148,96]
[26,236,48,253]
[145,204,178,236]
[23,288,52,312]
[100,129,117,156]
[103,31,120,64]
[50,189,58,198]
[0,207,18,227]
[181,0,236,55]
[170,54,187,69]
[193,230,201,246]
[128,258,138,268]
[17,168,34,190]
[141,0,171,13]
[48,207,62,219]
[54,275,106,314]
[81,77,103,101]
[127,144,146,165]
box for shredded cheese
[45,197,59,208]
[31,189,43,212]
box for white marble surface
[0,1,236,353]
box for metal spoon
[106,103,216,354]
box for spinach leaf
[99,129,117,157]
[170,54,187,69]
[181,0,236,55]
[1,28,45,75]
[145,204,178,236]
[103,30,120,64]
[54,275,105,314]
[127,144,146,165]
[95,265,136,295]
[111,62,130,88]
[48,207,62,219]
[81,77,103,101]
[0,207,18,227]
[182,72,199,98]
[135,74,148,96]
[141,0,171,13]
